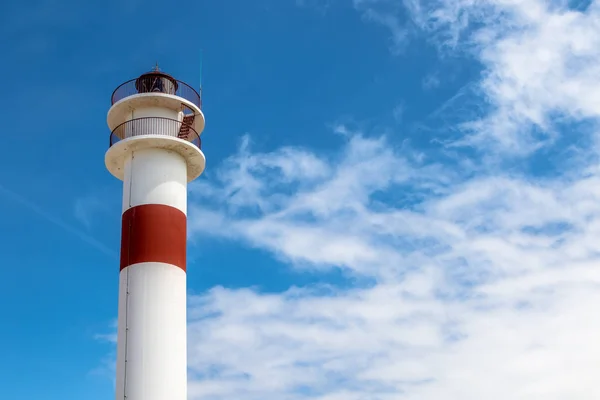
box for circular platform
[105,135,206,182]
[107,93,205,135]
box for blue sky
[3,0,600,399]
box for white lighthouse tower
[105,66,205,400]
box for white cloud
[356,0,600,154]
[455,0,600,153]
[186,129,600,398]
[189,133,454,276]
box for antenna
[199,49,203,91]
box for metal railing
[111,78,202,108]
[109,117,201,149]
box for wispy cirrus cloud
[361,0,600,154]
[0,183,116,258]
[354,0,413,53]
[74,194,111,230]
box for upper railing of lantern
[111,77,202,109]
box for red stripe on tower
[120,204,187,271]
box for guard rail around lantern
[111,78,202,109]
[109,117,202,149]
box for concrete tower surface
[105,67,205,400]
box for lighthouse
[105,66,205,400]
